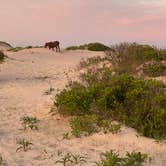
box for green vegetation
[66,42,111,51]
[95,150,148,166]
[0,51,5,62]
[16,138,33,152]
[20,116,39,130]
[54,67,166,139]
[70,115,99,137]
[143,61,166,77]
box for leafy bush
[95,150,148,166]
[54,67,166,139]
[0,51,5,62]
[55,83,94,116]
[66,43,111,51]
[143,61,166,77]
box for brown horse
[44,41,60,52]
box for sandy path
[0,48,166,166]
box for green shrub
[143,61,166,77]
[55,83,94,116]
[0,51,5,62]
[54,67,166,139]
[95,150,148,166]
[66,43,111,51]
[70,115,99,137]
[87,43,111,51]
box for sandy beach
[0,48,166,166]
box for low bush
[54,67,166,139]
[95,150,148,166]
[143,61,166,77]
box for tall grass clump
[54,67,166,139]
[143,61,166,77]
[106,42,166,74]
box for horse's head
[44,43,48,48]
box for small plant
[16,138,33,152]
[0,154,4,165]
[20,116,39,130]
[95,150,121,166]
[123,151,148,166]
[70,153,87,164]
[44,87,55,95]
[62,133,70,140]
[55,153,73,166]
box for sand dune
[0,48,165,166]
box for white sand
[0,48,165,166]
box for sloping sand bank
[0,48,165,166]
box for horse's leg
[57,45,60,52]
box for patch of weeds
[95,150,148,166]
[44,87,55,95]
[79,56,107,69]
[70,115,99,137]
[100,120,121,134]
[20,116,39,130]
[16,138,33,152]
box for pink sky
[0,0,166,47]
